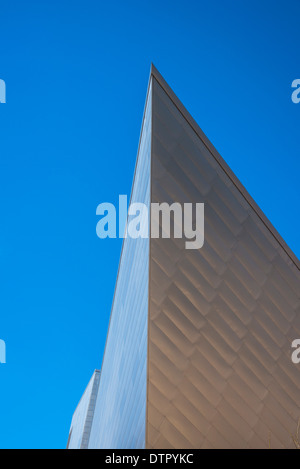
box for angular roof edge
[150,64,300,271]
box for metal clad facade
[147,74,300,449]
[68,68,300,449]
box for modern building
[68,65,300,449]
[67,370,100,449]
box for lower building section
[67,370,100,449]
[67,66,300,449]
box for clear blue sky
[0,0,299,449]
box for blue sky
[0,0,299,449]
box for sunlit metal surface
[147,68,300,449]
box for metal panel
[147,72,300,449]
